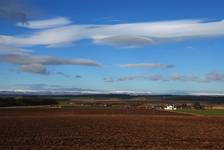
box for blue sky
[0,0,224,94]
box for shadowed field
[0,108,224,150]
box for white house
[164,104,176,110]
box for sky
[0,0,224,94]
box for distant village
[60,100,221,111]
[1,95,224,110]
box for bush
[193,102,203,110]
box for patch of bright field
[175,109,224,116]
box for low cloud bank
[0,53,100,75]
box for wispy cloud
[120,63,174,68]
[0,53,101,66]
[15,83,66,91]
[171,72,224,83]
[204,72,224,82]
[1,19,224,48]
[0,45,28,54]
[55,71,70,78]
[94,35,154,48]
[104,77,114,83]
[54,71,82,78]
[20,63,49,75]
[118,74,167,82]
[94,16,124,23]
[117,76,141,82]
[171,73,199,82]
[17,17,72,29]
[104,72,224,83]
[0,53,101,75]
[106,74,167,82]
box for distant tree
[193,102,203,110]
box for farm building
[164,104,176,110]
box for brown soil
[0,108,224,150]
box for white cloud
[0,25,82,47]
[120,63,174,68]
[1,19,224,48]
[17,17,72,29]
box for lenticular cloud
[1,19,224,48]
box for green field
[175,109,224,116]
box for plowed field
[0,108,224,150]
